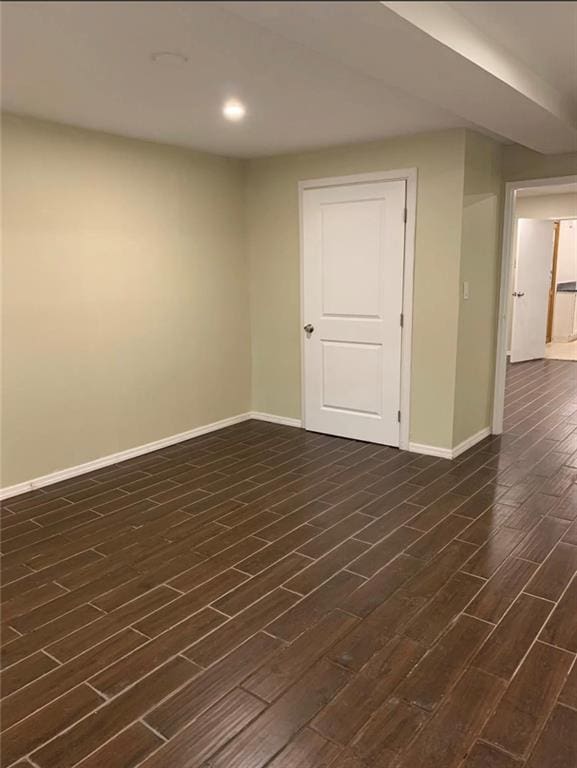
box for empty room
[1,2,577,767]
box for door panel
[511,219,555,363]
[303,179,406,445]
[322,341,382,416]
[321,200,383,317]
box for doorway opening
[493,176,577,434]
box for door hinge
[397,410,401,423]
[400,313,404,328]
[403,207,407,223]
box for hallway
[1,360,576,768]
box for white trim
[493,174,577,434]
[409,426,491,461]
[408,442,453,460]
[250,411,302,428]
[0,410,306,501]
[452,426,492,459]
[298,168,417,451]
[0,413,253,500]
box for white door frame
[298,168,417,450]
[492,174,577,434]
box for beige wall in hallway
[1,114,251,487]
[453,132,503,446]
[503,145,577,182]
[515,193,577,220]
[245,130,467,450]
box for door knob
[512,292,525,297]
[303,324,314,334]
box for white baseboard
[408,442,453,460]
[0,412,254,501]
[452,426,492,459]
[250,411,302,428]
[409,426,491,461]
[1,413,489,501]
[0,410,304,501]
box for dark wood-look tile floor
[1,358,577,768]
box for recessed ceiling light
[150,51,189,67]
[222,99,246,122]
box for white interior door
[302,179,406,445]
[510,218,555,363]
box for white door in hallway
[511,218,555,363]
[302,178,406,445]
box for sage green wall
[453,131,503,445]
[516,193,577,219]
[245,130,467,449]
[1,114,251,487]
[503,145,577,182]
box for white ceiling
[450,1,577,108]
[2,1,576,158]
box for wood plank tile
[395,668,504,768]
[185,588,299,667]
[168,536,265,591]
[403,571,485,646]
[134,568,246,636]
[146,632,282,738]
[460,742,524,768]
[461,527,528,578]
[311,491,376,529]
[236,525,321,575]
[405,515,470,562]
[0,650,58,697]
[88,609,220,696]
[558,660,577,709]
[243,610,357,702]
[1,362,576,768]
[1,603,104,668]
[47,585,177,662]
[351,698,428,764]
[473,593,554,678]
[347,527,421,577]
[265,572,365,641]
[539,574,577,652]
[549,485,577,521]
[401,538,478,601]
[286,539,368,594]
[72,723,163,768]
[215,553,309,614]
[32,656,199,768]
[1,581,68,625]
[338,553,424,618]
[2,628,146,730]
[398,615,491,711]
[352,501,421,544]
[526,542,577,601]
[266,728,342,768]
[296,513,373,558]
[513,516,571,563]
[465,556,539,623]
[482,641,573,757]
[138,688,266,768]
[1,684,105,767]
[525,705,577,768]
[10,566,138,633]
[312,635,423,744]
[207,660,350,768]
[408,492,467,532]
[328,591,426,673]
[457,504,516,546]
